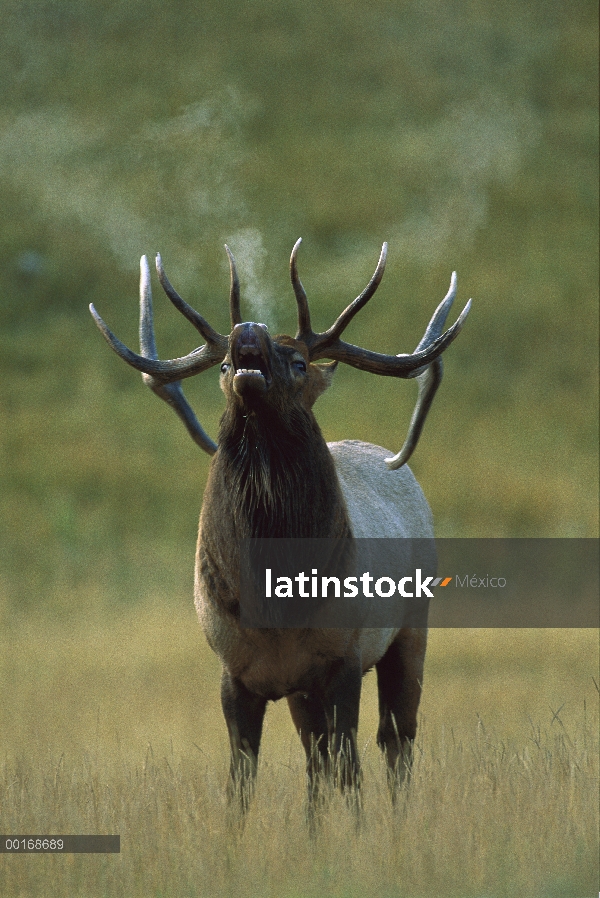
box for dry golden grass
[0,606,597,897]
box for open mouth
[231,328,272,395]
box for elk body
[91,240,470,806]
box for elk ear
[307,360,338,406]
[315,360,338,388]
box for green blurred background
[0,0,597,618]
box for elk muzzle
[231,323,272,397]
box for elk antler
[90,254,229,454]
[290,240,471,468]
[225,245,242,327]
[91,243,470,466]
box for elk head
[90,240,470,468]
[219,323,336,416]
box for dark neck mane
[216,404,350,539]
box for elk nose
[231,322,268,347]
[230,323,272,395]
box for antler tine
[310,294,471,370]
[90,253,228,454]
[298,251,470,466]
[291,238,312,338]
[157,381,217,454]
[138,255,218,455]
[322,242,388,345]
[384,359,443,470]
[90,301,173,376]
[139,254,158,359]
[381,272,459,469]
[224,245,242,327]
[155,253,227,349]
[90,302,226,382]
[413,270,458,353]
[308,255,471,374]
[292,240,387,345]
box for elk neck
[208,400,352,540]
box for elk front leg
[220,669,267,812]
[287,691,329,812]
[321,654,363,792]
[375,627,427,799]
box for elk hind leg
[375,628,427,799]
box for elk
[90,240,470,807]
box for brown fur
[194,323,427,809]
[91,248,469,813]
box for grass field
[1,611,597,897]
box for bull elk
[90,240,470,808]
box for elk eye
[292,360,307,374]
[220,362,230,374]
